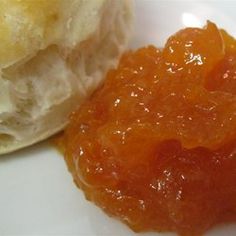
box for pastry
[0,0,134,154]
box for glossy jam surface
[62,22,236,236]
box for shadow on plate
[0,140,55,163]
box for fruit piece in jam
[61,22,236,236]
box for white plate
[1,1,236,235]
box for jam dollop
[62,22,236,236]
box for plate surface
[1,1,236,235]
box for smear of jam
[61,22,236,236]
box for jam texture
[62,22,236,235]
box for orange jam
[62,22,236,235]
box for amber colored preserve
[61,22,236,236]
